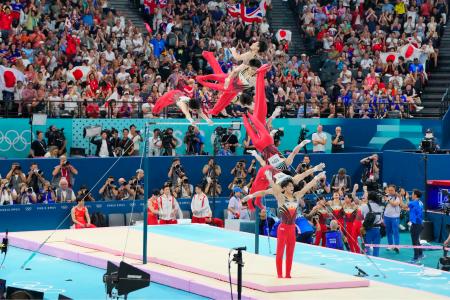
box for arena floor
[1,224,449,299]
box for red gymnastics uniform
[343,208,358,252]
[314,209,329,247]
[276,200,298,278]
[147,199,159,225]
[351,209,363,253]
[331,204,344,229]
[74,206,96,229]
[152,83,195,114]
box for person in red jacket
[71,197,96,229]
[0,6,13,40]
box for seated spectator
[55,178,76,203]
[331,168,352,193]
[71,197,96,229]
[217,143,232,156]
[221,128,239,154]
[191,185,211,223]
[99,177,118,201]
[147,190,161,225]
[91,131,114,157]
[44,146,60,158]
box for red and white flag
[67,66,92,82]
[276,29,292,42]
[0,66,25,92]
[379,52,399,64]
[399,44,422,61]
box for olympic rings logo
[11,281,66,294]
[0,130,32,152]
[24,207,32,211]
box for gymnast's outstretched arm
[295,172,326,200]
[292,163,325,185]
[284,139,311,167]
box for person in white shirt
[0,179,17,205]
[339,65,352,84]
[227,187,249,220]
[158,185,179,224]
[312,125,327,153]
[360,53,373,70]
[129,124,143,156]
[191,185,211,223]
[383,185,401,253]
[148,129,162,156]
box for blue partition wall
[0,152,378,198]
[0,118,443,158]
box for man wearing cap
[227,187,249,220]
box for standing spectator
[26,162,46,195]
[129,124,143,156]
[51,156,78,189]
[312,125,327,153]
[384,185,401,253]
[221,127,239,154]
[30,131,47,158]
[361,192,384,257]
[91,131,114,157]
[119,128,134,156]
[330,168,352,193]
[191,184,211,223]
[55,178,76,203]
[407,189,424,263]
[149,129,162,156]
[158,185,179,224]
[331,127,345,153]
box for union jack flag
[227,0,268,24]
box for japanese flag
[399,44,422,62]
[379,52,399,64]
[276,29,292,42]
[67,66,92,82]
[0,66,25,92]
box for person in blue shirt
[407,189,424,263]
[325,220,344,250]
[408,58,424,73]
[150,34,166,58]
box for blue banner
[0,118,443,158]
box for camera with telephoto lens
[298,126,310,143]
[46,126,66,147]
[27,187,33,194]
[161,128,175,150]
[214,126,227,137]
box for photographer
[46,125,67,156]
[0,179,17,205]
[91,130,114,157]
[99,176,118,200]
[39,181,56,204]
[330,168,352,193]
[17,183,38,204]
[221,127,239,154]
[51,156,78,189]
[184,125,204,155]
[149,128,162,156]
[295,155,313,183]
[168,158,185,188]
[231,159,247,182]
[26,162,46,195]
[311,173,331,195]
[77,185,95,202]
[116,178,137,200]
[30,130,47,158]
[130,124,143,156]
[6,163,27,192]
[361,191,385,257]
[360,154,380,190]
[161,128,177,156]
[297,125,310,154]
[128,175,144,200]
[179,176,194,198]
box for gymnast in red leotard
[244,172,325,278]
[152,78,213,125]
[71,197,96,229]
